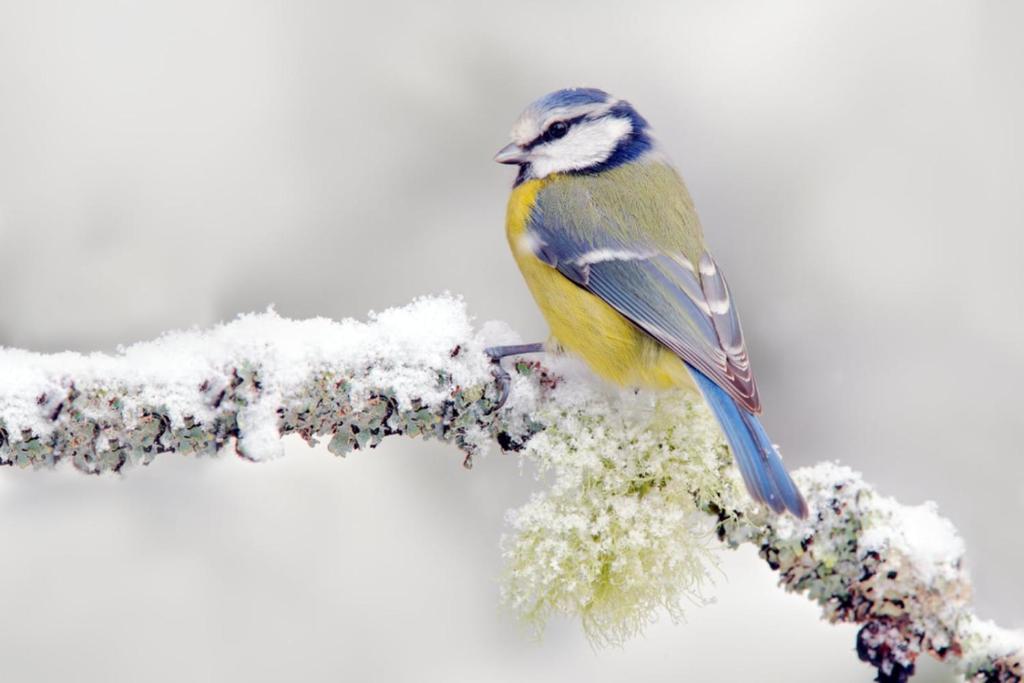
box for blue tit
[488,87,807,518]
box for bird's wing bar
[527,218,761,413]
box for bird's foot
[486,353,512,413]
[483,343,545,414]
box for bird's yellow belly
[505,179,695,392]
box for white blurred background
[0,1,1021,681]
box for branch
[0,295,1019,682]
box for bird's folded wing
[527,197,761,413]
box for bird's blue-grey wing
[528,184,761,413]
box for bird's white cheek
[529,117,633,178]
[527,154,559,180]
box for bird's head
[495,88,655,184]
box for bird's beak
[494,142,529,165]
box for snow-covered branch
[0,296,1019,682]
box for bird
[488,87,808,518]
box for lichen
[500,389,738,645]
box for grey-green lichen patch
[0,296,520,471]
[717,463,1022,682]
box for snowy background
[0,1,1022,681]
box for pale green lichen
[500,389,741,645]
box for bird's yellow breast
[506,178,694,391]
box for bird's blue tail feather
[691,369,808,518]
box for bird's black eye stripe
[523,115,586,150]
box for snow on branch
[0,295,1019,682]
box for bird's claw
[483,343,545,415]
[485,349,511,414]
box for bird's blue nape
[583,100,653,174]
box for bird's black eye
[547,120,569,140]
